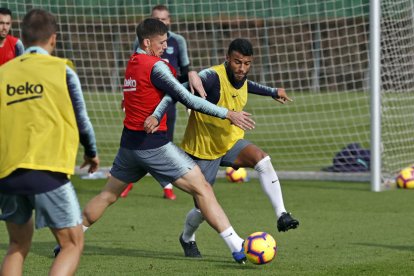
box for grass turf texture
[1,176,413,275]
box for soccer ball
[243,232,277,265]
[225,167,248,183]
[396,166,414,189]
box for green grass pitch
[1,176,413,275]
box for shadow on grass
[75,186,167,200]
[22,242,255,270]
[289,181,369,192]
[353,242,414,252]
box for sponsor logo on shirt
[6,82,44,105]
[123,77,136,92]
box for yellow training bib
[0,53,79,178]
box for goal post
[370,0,381,192]
[3,0,414,190]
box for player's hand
[226,110,255,130]
[187,71,206,116]
[274,88,293,104]
[81,155,100,174]
[121,99,125,112]
[144,115,160,133]
[188,71,207,98]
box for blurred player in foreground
[0,7,24,65]
[146,38,299,258]
[123,4,205,199]
[0,9,99,275]
[55,18,254,263]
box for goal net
[4,0,414,188]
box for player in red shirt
[0,7,24,65]
[122,5,205,200]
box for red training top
[0,35,18,65]
[123,53,176,131]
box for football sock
[254,156,287,218]
[82,225,89,232]
[164,183,173,189]
[182,208,204,242]
[219,226,244,253]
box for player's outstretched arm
[152,94,176,123]
[145,110,255,133]
[247,81,293,104]
[151,61,256,130]
[273,88,293,104]
[144,110,255,133]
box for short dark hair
[228,38,254,56]
[21,9,57,47]
[0,7,12,17]
[136,18,167,42]
[152,4,169,13]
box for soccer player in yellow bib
[146,38,299,258]
[0,9,99,275]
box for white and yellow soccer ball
[225,167,248,183]
[396,166,414,189]
[243,232,277,265]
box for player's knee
[255,151,269,163]
[190,179,213,198]
[59,230,84,252]
[60,241,84,255]
[254,155,273,172]
[8,240,31,257]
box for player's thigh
[34,182,82,229]
[110,147,150,184]
[193,158,221,185]
[5,218,34,248]
[101,175,131,197]
[226,140,267,168]
[142,143,196,188]
[173,165,212,195]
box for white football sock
[220,226,244,253]
[164,183,173,189]
[254,156,287,218]
[182,208,204,242]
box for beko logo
[5,82,44,105]
[124,77,136,87]
[7,83,44,96]
[123,77,137,92]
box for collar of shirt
[24,46,49,55]
[136,48,146,54]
